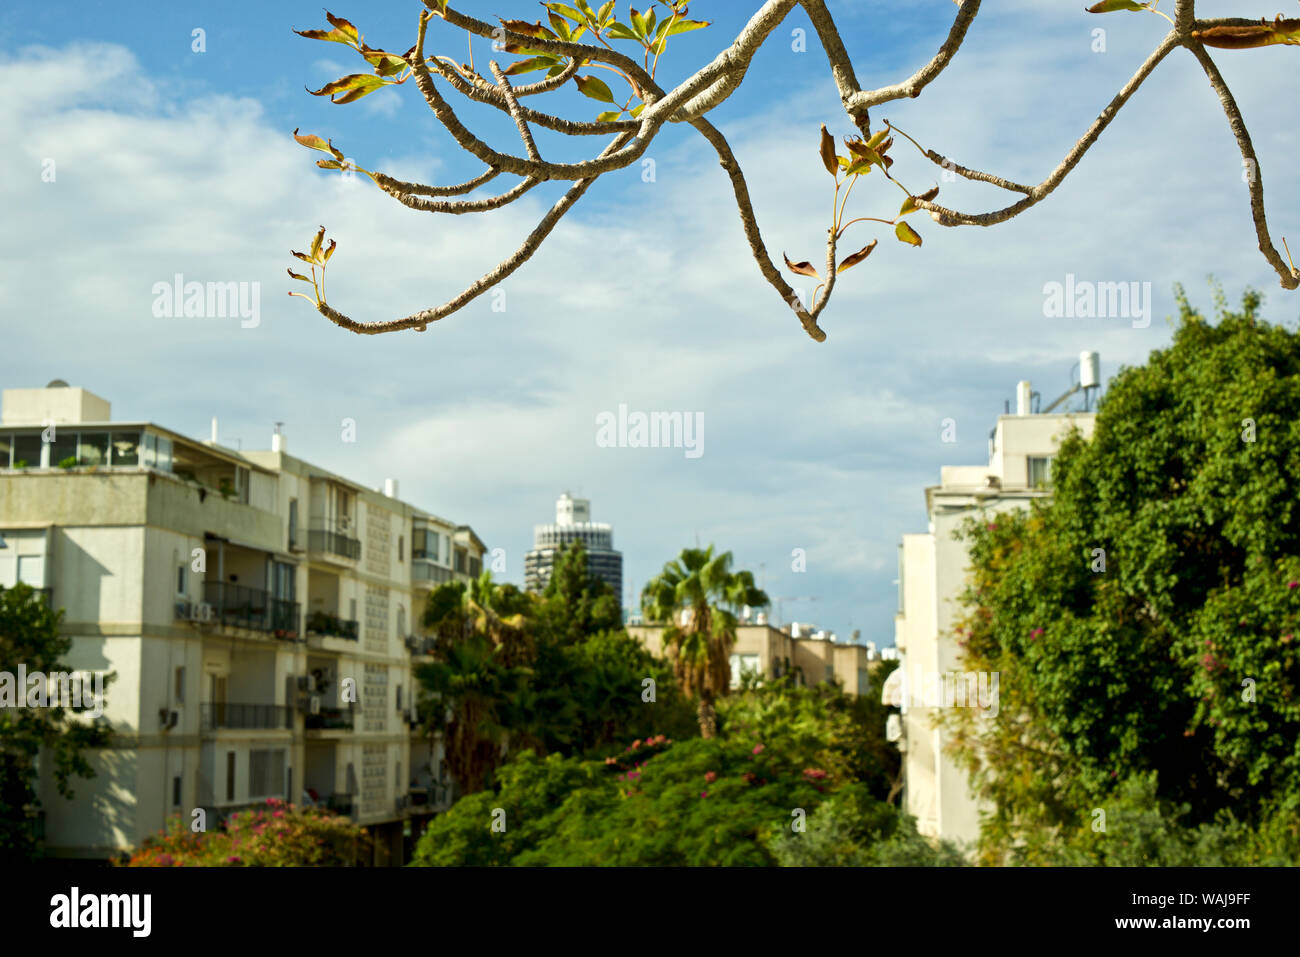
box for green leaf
[845,158,872,177]
[316,159,344,170]
[325,12,361,45]
[629,8,648,39]
[630,102,645,118]
[546,3,588,24]
[667,19,709,37]
[1084,1,1149,11]
[895,221,922,247]
[575,74,616,103]
[644,9,657,41]
[597,1,616,27]
[595,110,624,122]
[605,21,641,41]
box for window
[398,535,405,562]
[111,432,140,466]
[396,685,403,711]
[1028,456,1053,488]
[16,554,45,586]
[173,776,181,807]
[176,563,187,596]
[174,666,185,703]
[825,665,834,682]
[78,432,109,467]
[0,434,10,467]
[226,752,236,801]
[288,499,299,547]
[51,430,77,467]
[12,433,42,469]
[271,561,295,601]
[209,674,227,706]
[249,749,286,798]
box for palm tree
[640,546,769,739]
[418,573,535,794]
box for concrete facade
[892,402,1095,847]
[0,384,487,863]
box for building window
[288,499,299,548]
[172,776,181,807]
[111,432,141,466]
[11,433,42,469]
[824,665,834,682]
[1028,456,1053,488]
[226,751,236,801]
[249,749,286,799]
[176,563,187,596]
[398,535,405,562]
[174,666,185,703]
[396,685,403,711]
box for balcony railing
[412,560,453,584]
[407,785,451,810]
[405,635,436,655]
[305,706,355,731]
[308,524,361,561]
[201,582,300,639]
[200,702,291,731]
[325,793,357,819]
[306,611,359,641]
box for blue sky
[2,1,1297,644]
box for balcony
[305,611,359,642]
[405,635,436,656]
[412,559,453,585]
[308,522,361,561]
[305,706,355,731]
[201,582,300,639]
[200,702,291,732]
[406,785,451,813]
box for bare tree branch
[1184,40,1299,289]
[490,60,542,162]
[848,0,983,110]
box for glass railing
[201,582,300,639]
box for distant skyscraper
[524,492,623,601]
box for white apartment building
[889,360,1099,847]
[0,383,487,864]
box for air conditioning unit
[309,695,321,716]
[196,602,215,623]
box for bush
[124,798,370,866]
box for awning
[881,667,905,708]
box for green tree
[0,583,113,862]
[641,546,769,738]
[417,574,536,794]
[948,288,1300,862]
[534,541,622,645]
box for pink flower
[273,810,285,818]
[802,768,827,781]
[605,756,617,765]
[226,855,242,864]
[631,739,641,749]
[1029,628,1044,641]
[704,771,717,783]
[700,791,708,798]
[1289,582,1299,590]
[752,744,764,755]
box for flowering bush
[124,799,370,867]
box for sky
[1,0,1297,646]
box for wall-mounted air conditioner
[309,695,321,716]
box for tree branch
[849,0,983,110]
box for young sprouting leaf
[324,13,360,44]
[546,61,570,77]
[308,74,387,103]
[1084,0,1148,11]
[644,9,657,40]
[595,110,624,122]
[293,129,345,161]
[783,253,820,278]
[899,186,940,216]
[501,19,550,39]
[895,221,922,247]
[666,19,709,36]
[866,128,889,151]
[606,21,641,41]
[575,74,617,103]
[819,124,838,176]
[597,1,616,27]
[837,239,878,273]
[316,160,344,170]
[310,226,325,262]
[548,10,572,39]
[574,0,598,21]
[630,102,645,117]
[361,49,408,77]
[288,269,312,282]
[845,158,872,177]
[505,55,561,75]
[323,239,337,263]
[629,8,648,39]
[1193,17,1300,49]
[546,3,588,24]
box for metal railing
[308,524,361,560]
[305,706,355,731]
[200,702,291,731]
[201,582,300,638]
[305,611,359,641]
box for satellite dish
[46,379,70,388]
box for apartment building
[889,362,1099,846]
[627,620,882,696]
[0,383,487,864]
[524,492,623,600]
